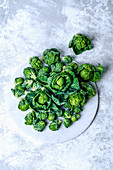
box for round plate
[6,63,99,145]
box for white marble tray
[6,63,99,145]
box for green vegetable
[71,114,80,122]
[11,84,25,98]
[69,34,92,55]
[77,63,103,82]
[49,120,61,131]
[48,112,55,121]
[64,109,73,118]
[63,118,72,128]
[18,98,29,111]
[14,77,24,86]
[62,56,72,63]
[22,79,34,89]
[11,36,104,132]
[29,56,42,70]
[33,120,46,132]
[24,111,36,125]
[42,48,60,66]
[23,67,37,80]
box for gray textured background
[0,0,113,170]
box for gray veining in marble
[0,0,113,170]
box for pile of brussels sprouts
[11,34,104,132]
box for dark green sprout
[69,34,92,55]
[63,118,72,128]
[14,77,24,86]
[11,84,25,98]
[49,120,61,131]
[18,98,29,111]
[24,111,36,125]
[29,56,42,70]
[48,112,55,121]
[42,48,60,66]
[33,120,46,132]
[71,114,81,122]
[23,67,37,80]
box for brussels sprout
[26,89,51,111]
[48,71,72,93]
[63,118,72,128]
[24,111,36,125]
[74,107,82,114]
[42,48,60,66]
[69,62,78,72]
[64,109,73,118]
[56,109,63,117]
[71,114,80,122]
[67,92,85,109]
[29,56,42,70]
[69,34,92,55]
[14,77,24,86]
[11,84,25,98]
[48,112,55,121]
[81,82,96,98]
[96,63,104,74]
[18,98,29,111]
[91,71,100,82]
[33,120,46,132]
[62,56,72,63]
[54,62,64,72]
[49,119,61,131]
[77,63,95,81]
[22,79,34,89]
[23,67,37,80]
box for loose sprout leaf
[11,36,104,132]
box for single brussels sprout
[48,112,55,121]
[48,71,72,93]
[22,79,34,89]
[96,63,104,75]
[67,92,85,109]
[11,84,25,98]
[28,89,51,111]
[69,62,78,72]
[81,82,96,98]
[71,114,81,122]
[91,71,100,82]
[42,48,60,66]
[33,120,46,132]
[74,107,82,114]
[41,112,48,120]
[49,119,61,131]
[32,81,42,91]
[29,56,42,70]
[37,68,49,84]
[69,34,92,55]
[62,55,72,63]
[77,63,95,81]
[14,77,24,86]
[18,98,29,111]
[24,111,36,125]
[64,109,73,118]
[56,109,63,117]
[23,67,37,80]
[63,118,72,128]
